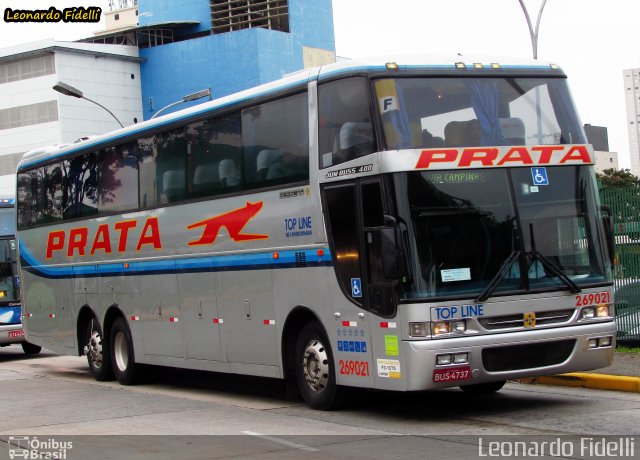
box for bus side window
[318,77,375,168]
[242,92,309,187]
[98,144,139,213]
[187,113,241,197]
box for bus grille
[478,309,575,330]
[482,339,576,372]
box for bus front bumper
[402,321,616,391]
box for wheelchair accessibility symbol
[531,167,549,186]
[351,278,362,298]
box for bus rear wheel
[85,320,114,381]
[110,317,143,385]
[459,380,506,395]
[295,321,341,410]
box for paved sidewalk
[530,352,640,393]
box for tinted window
[242,93,309,187]
[188,114,242,196]
[98,144,138,213]
[62,153,98,219]
[319,78,375,168]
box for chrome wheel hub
[87,330,103,369]
[302,339,329,393]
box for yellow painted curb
[535,373,640,393]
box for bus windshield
[374,77,585,149]
[394,165,611,300]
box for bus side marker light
[272,252,279,259]
[380,322,397,329]
[25,313,32,318]
[169,317,179,323]
[342,321,357,327]
[130,316,140,321]
[316,249,324,257]
[49,313,56,319]
[213,318,224,324]
[263,319,275,325]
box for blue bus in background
[0,198,40,355]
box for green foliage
[597,168,640,188]
[616,345,640,353]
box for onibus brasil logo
[8,436,73,459]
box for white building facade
[624,68,640,176]
[0,39,143,192]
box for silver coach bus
[16,56,615,409]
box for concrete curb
[528,373,640,393]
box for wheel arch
[76,305,96,356]
[281,306,323,381]
[103,304,127,343]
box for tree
[597,168,640,188]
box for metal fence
[600,185,640,343]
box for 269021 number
[339,360,369,377]
[575,291,610,307]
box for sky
[1,0,639,168]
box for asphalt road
[0,346,638,460]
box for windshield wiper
[474,225,582,303]
[526,249,581,294]
[527,223,581,294]
[475,250,521,303]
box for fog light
[599,336,612,347]
[436,354,452,365]
[451,320,466,333]
[409,322,428,337]
[453,352,468,364]
[596,305,610,318]
[581,307,596,320]
[587,338,598,349]
[432,322,450,335]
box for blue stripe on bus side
[18,241,333,279]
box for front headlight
[580,304,612,321]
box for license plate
[433,366,471,383]
[8,330,24,338]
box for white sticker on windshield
[441,268,471,282]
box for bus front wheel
[295,321,341,410]
[85,320,114,381]
[110,317,143,385]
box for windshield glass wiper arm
[527,223,581,294]
[528,249,581,294]
[475,250,521,303]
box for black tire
[294,321,341,410]
[85,319,114,381]
[110,317,143,385]
[460,380,506,395]
[21,342,42,355]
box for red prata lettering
[67,228,88,257]
[45,217,162,259]
[46,230,66,259]
[415,145,592,170]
